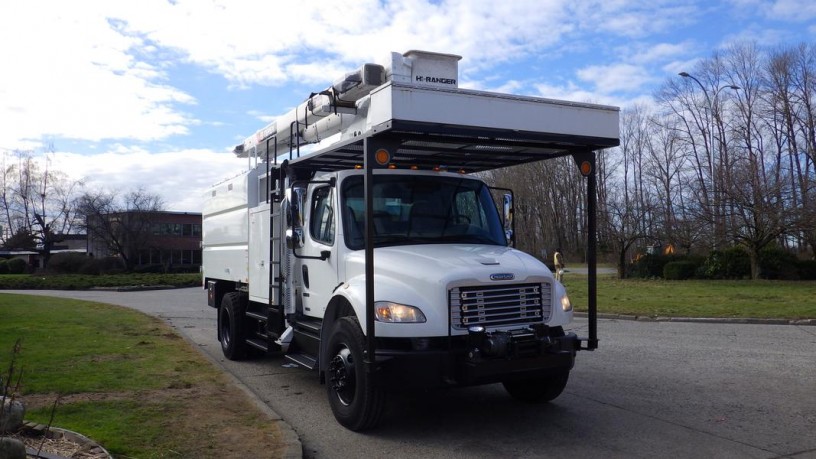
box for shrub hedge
[663,261,697,280]
[7,258,27,274]
[629,245,814,280]
[0,273,201,290]
[758,246,800,280]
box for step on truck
[202,50,619,431]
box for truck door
[299,184,339,317]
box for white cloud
[631,42,693,64]
[50,149,248,212]
[0,2,197,149]
[570,1,701,38]
[768,0,816,21]
[577,64,654,93]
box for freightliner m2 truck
[203,51,619,430]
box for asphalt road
[6,288,816,459]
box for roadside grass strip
[0,293,287,458]
[564,275,816,319]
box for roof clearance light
[375,149,390,165]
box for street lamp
[678,71,740,248]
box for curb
[574,312,816,326]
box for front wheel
[219,292,248,360]
[325,317,385,431]
[502,370,570,403]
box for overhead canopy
[270,82,620,173]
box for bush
[758,246,799,280]
[47,252,90,274]
[133,264,166,274]
[663,261,697,280]
[96,257,126,274]
[796,260,816,280]
[0,260,8,275]
[6,258,27,274]
[169,264,201,274]
[628,254,672,278]
[78,258,101,275]
[698,247,750,279]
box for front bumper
[375,325,578,388]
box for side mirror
[286,186,307,250]
[290,186,306,229]
[503,193,514,246]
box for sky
[2,0,815,212]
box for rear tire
[219,292,248,360]
[503,370,570,403]
[325,317,385,431]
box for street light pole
[679,72,740,249]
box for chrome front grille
[449,283,552,329]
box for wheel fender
[332,273,437,336]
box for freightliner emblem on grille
[489,273,515,281]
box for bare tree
[597,107,660,277]
[0,149,82,267]
[76,188,165,270]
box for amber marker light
[375,148,390,165]
[388,164,397,169]
[354,164,363,169]
[580,160,592,176]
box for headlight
[375,301,427,323]
[561,295,573,312]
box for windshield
[341,175,507,250]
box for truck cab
[203,50,619,430]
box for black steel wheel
[219,292,248,360]
[502,370,570,403]
[325,316,385,431]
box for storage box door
[249,206,270,303]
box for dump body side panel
[202,169,258,285]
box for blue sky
[2,0,815,211]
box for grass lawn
[563,274,816,319]
[0,293,287,458]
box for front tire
[503,370,570,403]
[325,317,385,431]
[219,292,248,360]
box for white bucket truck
[203,51,619,430]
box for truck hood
[346,244,552,287]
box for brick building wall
[87,211,202,267]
